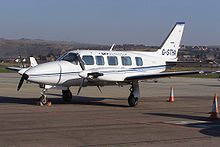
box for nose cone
[25,61,61,84]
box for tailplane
[156,22,185,62]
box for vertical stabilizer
[156,22,185,61]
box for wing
[79,67,204,82]
[6,67,23,71]
[125,70,203,81]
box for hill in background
[0,38,108,58]
[0,38,220,64]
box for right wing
[79,67,204,82]
[125,70,203,81]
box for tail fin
[30,57,38,67]
[156,22,185,62]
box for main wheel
[62,89,72,103]
[128,94,138,107]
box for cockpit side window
[61,53,79,65]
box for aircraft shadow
[145,113,220,137]
[0,96,37,105]
[58,96,128,107]
[0,95,128,108]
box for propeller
[77,78,85,95]
[77,72,104,95]
[97,85,102,93]
[17,73,29,91]
[76,54,103,95]
[76,54,86,95]
[76,54,85,70]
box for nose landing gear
[37,87,73,106]
[39,89,48,106]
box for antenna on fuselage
[109,44,115,51]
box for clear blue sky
[0,0,219,45]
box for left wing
[125,70,203,81]
[6,67,23,71]
[6,57,38,72]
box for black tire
[128,94,138,107]
[39,95,47,105]
[62,90,72,103]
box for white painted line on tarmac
[164,120,220,129]
[164,120,209,125]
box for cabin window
[95,56,105,65]
[82,55,94,65]
[61,53,78,65]
[135,57,143,66]
[121,56,132,66]
[107,56,118,65]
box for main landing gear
[128,81,140,107]
[62,88,72,103]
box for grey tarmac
[0,73,220,147]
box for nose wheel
[39,95,48,105]
[39,89,48,106]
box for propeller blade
[17,74,29,91]
[17,77,24,91]
[77,54,85,70]
[97,86,102,93]
[77,78,85,95]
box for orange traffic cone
[47,101,52,107]
[167,86,174,102]
[209,93,219,120]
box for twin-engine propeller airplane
[8,22,204,106]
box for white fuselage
[24,50,167,87]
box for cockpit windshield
[58,53,79,65]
